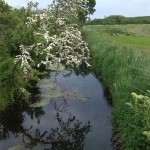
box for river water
[0,71,114,150]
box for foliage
[0,1,18,109]
[14,0,91,75]
[0,0,36,110]
[88,15,150,25]
[130,93,150,127]
[1,0,91,109]
[0,0,10,12]
[84,25,150,149]
[101,15,126,25]
[78,0,96,25]
[128,93,150,149]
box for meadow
[84,24,150,149]
[85,24,150,50]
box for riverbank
[84,25,150,149]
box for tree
[104,15,126,25]
[0,0,10,13]
[85,0,96,15]
[14,0,91,75]
[78,0,96,25]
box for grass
[112,35,150,50]
[87,24,150,35]
[85,24,150,51]
[84,24,150,149]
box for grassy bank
[84,25,150,149]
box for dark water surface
[0,71,114,150]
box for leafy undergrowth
[84,26,150,149]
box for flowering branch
[14,0,91,74]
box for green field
[112,35,150,50]
[85,24,150,51]
[84,24,150,150]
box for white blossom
[14,0,91,74]
[14,45,33,74]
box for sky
[4,0,150,19]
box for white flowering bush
[14,0,91,74]
[14,45,33,74]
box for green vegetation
[86,24,150,50]
[0,0,36,110]
[84,25,150,149]
[78,0,96,25]
[112,35,150,50]
[88,15,150,25]
[30,78,87,108]
[0,0,93,110]
[0,0,150,148]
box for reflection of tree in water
[0,76,92,149]
[0,101,24,140]
[0,94,91,150]
[21,113,91,150]
[0,100,45,140]
[73,64,92,77]
[50,98,71,116]
[26,107,45,124]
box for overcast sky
[4,0,150,19]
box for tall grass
[84,26,150,149]
[112,35,150,50]
[86,24,150,35]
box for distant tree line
[87,15,150,25]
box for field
[84,24,150,149]
[85,24,150,50]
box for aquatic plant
[30,78,88,108]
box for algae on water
[48,63,71,75]
[30,78,88,108]
[8,143,26,150]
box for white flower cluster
[14,45,33,74]
[15,0,91,74]
[37,26,91,69]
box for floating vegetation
[8,143,26,150]
[49,63,71,75]
[30,78,88,108]
[37,79,56,89]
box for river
[0,70,114,150]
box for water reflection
[0,71,113,150]
[0,100,45,140]
[21,113,91,150]
[0,95,91,150]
